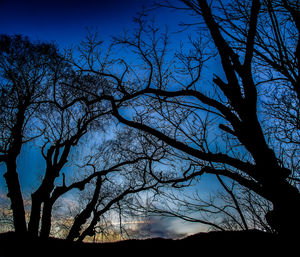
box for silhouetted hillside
[0,230,293,256]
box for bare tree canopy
[0,35,167,240]
[70,0,299,235]
[0,0,299,242]
[0,35,64,234]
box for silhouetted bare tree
[0,35,64,234]
[0,35,171,240]
[2,0,299,238]
[28,74,113,238]
[73,0,300,235]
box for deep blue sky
[0,0,183,47]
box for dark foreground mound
[0,230,293,256]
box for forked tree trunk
[28,145,70,238]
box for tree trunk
[265,179,300,235]
[3,103,29,235]
[67,176,102,241]
[40,199,54,239]
[28,192,43,237]
[4,159,27,234]
[76,216,98,242]
[28,162,62,237]
[67,208,93,241]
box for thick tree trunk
[266,179,300,235]
[40,199,54,239]
[4,159,27,234]
[3,101,33,235]
[3,103,29,235]
[28,193,43,237]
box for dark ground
[0,230,294,256]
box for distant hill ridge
[0,230,292,256]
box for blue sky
[0,0,186,47]
[1,0,146,45]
